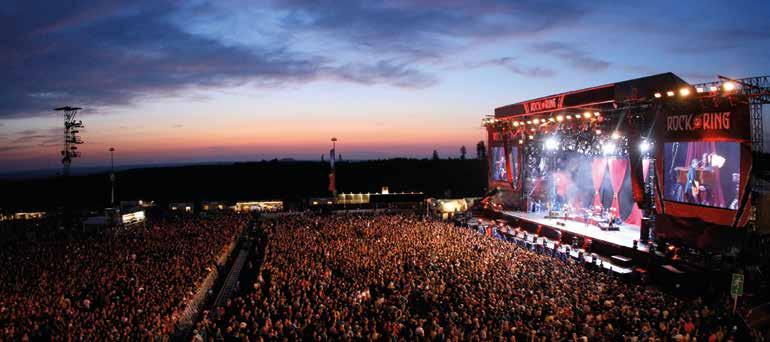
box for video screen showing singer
[663,142,740,209]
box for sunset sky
[1,1,768,172]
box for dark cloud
[469,57,556,78]
[0,1,436,118]
[272,0,587,59]
[531,41,610,72]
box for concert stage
[501,210,648,252]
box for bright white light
[594,112,600,117]
[556,115,564,122]
[566,115,572,120]
[545,138,559,150]
[679,87,690,96]
[533,118,540,124]
[710,86,718,92]
[602,142,616,155]
[611,132,621,140]
[513,121,519,127]
[654,93,662,98]
[518,139,524,144]
[723,82,736,91]
[640,140,650,152]
[711,154,726,168]
[696,87,704,93]
[666,91,675,97]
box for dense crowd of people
[197,213,745,341]
[0,212,245,340]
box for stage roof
[494,72,689,119]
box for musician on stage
[685,158,699,203]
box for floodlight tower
[109,147,116,207]
[54,106,84,177]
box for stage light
[513,121,519,127]
[596,129,602,135]
[528,135,534,139]
[723,81,736,91]
[545,137,559,150]
[526,120,532,125]
[602,142,616,155]
[549,117,555,122]
[583,112,592,119]
[696,87,704,93]
[666,90,675,97]
[533,118,540,124]
[611,132,621,140]
[679,87,690,96]
[640,140,650,152]
[566,115,572,120]
[518,139,524,144]
[594,112,600,117]
[710,86,718,92]
[556,115,564,122]
[530,128,536,132]
[711,154,726,168]
[654,92,662,98]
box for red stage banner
[592,158,607,208]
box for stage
[501,210,648,252]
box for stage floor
[501,211,647,251]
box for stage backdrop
[653,95,752,248]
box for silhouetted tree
[476,141,487,160]
[432,150,440,160]
[460,146,467,160]
[337,154,343,162]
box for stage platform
[501,211,648,252]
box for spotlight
[679,87,690,96]
[711,154,726,168]
[709,86,718,92]
[549,117,555,122]
[611,132,621,140]
[528,135,534,139]
[556,115,564,122]
[545,137,559,150]
[696,87,704,93]
[583,112,592,119]
[530,128,536,132]
[654,93,662,98]
[596,129,602,135]
[566,115,572,120]
[594,112,600,117]
[518,139,524,144]
[723,81,736,91]
[666,91,675,97]
[513,121,519,127]
[602,142,616,155]
[640,140,650,152]
[533,118,540,124]
[526,120,532,125]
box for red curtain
[608,158,628,215]
[624,158,651,227]
[642,158,651,180]
[591,158,607,208]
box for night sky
[1,1,768,171]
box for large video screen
[663,141,740,209]
[491,146,520,186]
[491,146,508,181]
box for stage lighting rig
[54,106,84,177]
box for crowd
[197,213,745,341]
[0,212,246,340]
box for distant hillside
[0,159,488,211]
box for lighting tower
[109,147,116,207]
[55,106,84,177]
[330,137,338,196]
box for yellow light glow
[556,115,564,122]
[679,88,690,96]
[611,132,620,140]
[594,112,600,117]
[583,112,592,119]
[526,120,532,124]
[533,118,540,124]
[723,82,736,91]
[513,121,519,127]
